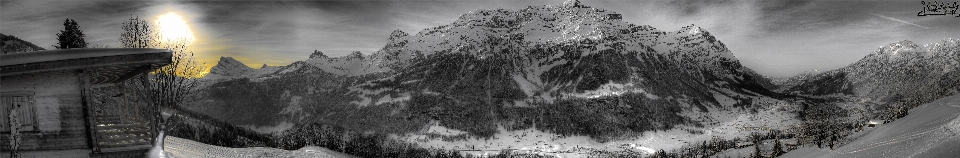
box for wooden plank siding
[0,71,90,151]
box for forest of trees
[165,108,556,158]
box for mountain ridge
[1,33,45,54]
[194,1,792,141]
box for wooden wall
[0,71,90,150]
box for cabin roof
[1,48,172,83]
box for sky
[2,0,958,77]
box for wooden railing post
[142,73,161,146]
[79,70,100,153]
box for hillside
[781,94,960,157]
[781,39,960,120]
[192,0,796,136]
[1,33,45,54]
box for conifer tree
[55,19,88,49]
[772,137,785,157]
[752,133,763,158]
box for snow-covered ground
[160,136,356,158]
[781,94,960,158]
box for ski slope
[781,94,960,158]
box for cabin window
[1,92,38,132]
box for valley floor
[397,96,805,157]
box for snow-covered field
[781,95,960,158]
[160,136,356,158]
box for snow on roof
[1,48,173,83]
[0,48,171,66]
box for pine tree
[55,19,88,49]
[656,149,668,158]
[701,140,710,158]
[828,133,835,150]
[772,137,785,157]
[752,134,762,158]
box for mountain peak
[261,64,269,69]
[218,56,242,64]
[679,24,704,35]
[346,51,364,60]
[309,50,328,59]
[562,0,581,8]
[874,40,921,57]
[389,30,408,41]
[209,56,253,76]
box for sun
[156,12,195,44]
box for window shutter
[2,93,37,132]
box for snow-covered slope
[343,0,780,108]
[299,51,391,76]
[781,94,960,158]
[383,0,742,75]
[163,136,357,158]
[203,57,285,82]
[783,39,960,100]
[191,0,792,149]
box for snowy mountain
[298,51,391,76]
[193,0,790,143]
[203,56,281,81]
[342,0,780,107]
[782,39,960,101]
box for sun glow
[156,12,195,44]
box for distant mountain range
[780,40,960,101]
[194,0,794,139]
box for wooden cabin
[1,48,171,157]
